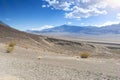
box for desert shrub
[8,42,16,47]
[6,46,14,53]
[80,52,90,58]
[6,42,16,53]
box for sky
[0,0,120,31]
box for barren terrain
[0,43,120,80]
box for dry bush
[6,42,16,53]
[80,52,90,58]
[6,47,14,53]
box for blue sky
[0,0,120,31]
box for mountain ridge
[28,23,120,35]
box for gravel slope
[0,43,120,80]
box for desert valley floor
[0,43,120,80]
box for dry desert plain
[0,42,120,80]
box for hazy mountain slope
[28,23,120,35]
[28,25,98,34]
[0,21,44,46]
[99,24,120,34]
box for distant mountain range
[27,23,120,35]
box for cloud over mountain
[117,13,120,19]
[30,25,54,31]
[93,21,120,27]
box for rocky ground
[0,43,120,80]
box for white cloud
[67,22,72,25]
[93,21,120,27]
[44,0,73,11]
[44,0,108,19]
[107,0,120,8]
[117,13,120,19]
[42,5,46,8]
[43,0,120,19]
[30,25,54,31]
[65,6,107,19]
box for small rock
[37,56,42,60]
